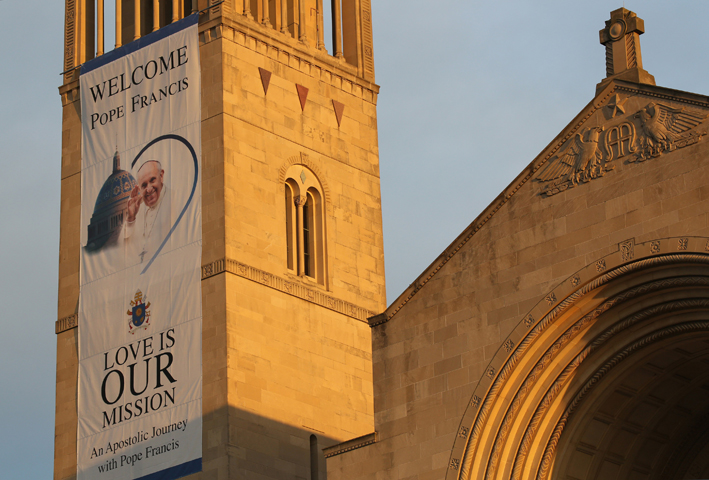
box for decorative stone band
[56,313,78,334]
[198,23,378,104]
[201,258,376,322]
[61,17,379,109]
[323,432,377,458]
[56,258,376,332]
[59,81,80,107]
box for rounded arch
[282,159,329,286]
[448,237,709,480]
[278,153,332,212]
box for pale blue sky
[1,1,707,478]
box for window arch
[284,166,326,285]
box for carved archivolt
[278,152,332,208]
[447,237,709,480]
[535,318,709,480]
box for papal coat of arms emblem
[126,289,151,334]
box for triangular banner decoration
[296,84,309,111]
[258,67,272,95]
[332,100,345,127]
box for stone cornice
[59,19,379,106]
[323,432,377,458]
[202,258,376,322]
[58,79,80,106]
[56,314,78,334]
[613,81,709,107]
[200,18,379,105]
[56,257,375,333]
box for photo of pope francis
[123,160,170,265]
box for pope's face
[137,162,164,208]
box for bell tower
[54,1,384,479]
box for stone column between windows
[280,0,288,34]
[97,0,104,55]
[134,0,141,40]
[115,0,122,47]
[152,0,159,31]
[262,0,270,27]
[298,0,307,42]
[316,0,324,50]
[332,0,343,58]
[294,195,307,276]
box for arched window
[284,166,326,285]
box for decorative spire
[113,150,121,173]
[597,8,655,93]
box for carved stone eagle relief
[536,126,609,188]
[635,102,706,157]
[536,98,708,197]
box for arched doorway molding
[447,237,709,480]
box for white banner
[78,15,202,480]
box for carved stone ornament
[606,94,628,118]
[537,100,708,197]
[632,102,708,162]
[536,126,611,196]
[620,239,634,262]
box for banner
[78,15,201,480]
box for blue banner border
[81,14,199,76]
[135,458,202,480]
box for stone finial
[597,8,655,93]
